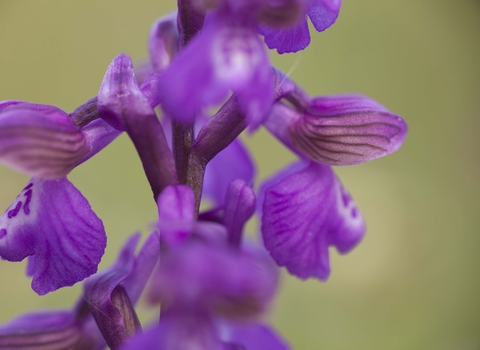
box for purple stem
[172,0,205,188]
[172,121,194,184]
[187,95,248,215]
[177,0,205,48]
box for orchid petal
[292,95,407,165]
[0,107,89,178]
[0,177,106,294]
[0,311,93,350]
[258,18,310,54]
[265,95,408,165]
[261,161,365,280]
[308,0,341,33]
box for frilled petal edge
[0,177,106,295]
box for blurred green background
[0,0,479,349]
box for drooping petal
[258,18,310,54]
[258,0,340,53]
[158,13,273,127]
[0,107,89,178]
[0,177,106,294]
[221,322,290,350]
[84,232,160,350]
[149,243,277,319]
[0,311,95,350]
[308,0,341,33]
[223,180,256,247]
[265,95,408,165]
[261,161,365,280]
[203,137,255,206]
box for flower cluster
[0,0,407,349]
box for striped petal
[265,94,407,165]
[0,312,91,350]
[0,106,88,178]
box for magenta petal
[222,322,290,350]
[261,161,365,280]
[258,18,311,54]
[308,0,341,33]
[203,137,255,206]
[0,107,88,178]
[0,177,106,295]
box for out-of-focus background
[0,1,479,349]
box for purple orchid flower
[258,70,407,280]
[119,184,286,350]
[0,232,160,350]
[259,0,342,53]
[157,8,273,129]
[0,1,409,348]
[0,103,120,295]
[0,55,168,295]
[155,0,310,129]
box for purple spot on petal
[23,189,32,215]
[341,190,351,207]
[0,229,6,238]
[24,183,34,191]
[351,207,358,218]
[8,201,22,218]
